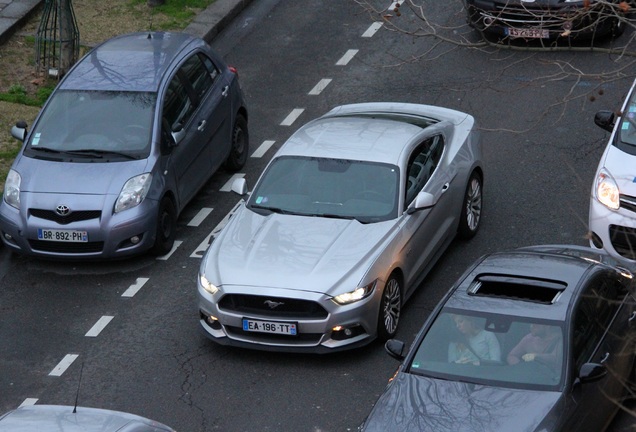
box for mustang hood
[362,373,562,432]
[209,206,396,294]
[14,157,149,195]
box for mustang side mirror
[578,362,607,384]
[594,110,615,133]
[407,191,436,214]
[231,177,247,195]
[385,339,406,361]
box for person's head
[453,315,480,336]
[529,323,551,338]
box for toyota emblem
[55,205,70,216]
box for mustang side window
[405,135,444,208]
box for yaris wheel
[151,198,176,256]
[458,171,482,240]
[224,114,249,171]
[377,275,402,341]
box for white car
[197,102,483,353]
[589,79,636,263]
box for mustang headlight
[595,169,620,210]
[115,173,152,213]
[199,273,219,295]
[333,280,377,305]
[3,169,21,209]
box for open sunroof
[468,274,567,304]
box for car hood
[361,373,562,432]
[13,156,150,195]
[207,206,396,295]
[604,144,636,197]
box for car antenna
[73,362,85,414]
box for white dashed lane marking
[252,140,275,158]
[336,49,358,66]
[308,78,332,95]
[188,208,213,227]
[362,22,382,37]
[280,108,305,126]
[156,240,182,261]
[220,173,246,192]
[19,398,38,407]
[49,354,79,377]
[85,316,114,337]
[122,277,149,298]
[190,200,243,258]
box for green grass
[131,0,216,30]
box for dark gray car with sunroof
[360,245,636,432]
[0,31,248,260]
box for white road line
[220,173,246,192]
[362,22,383,37]
[336,49,358,66]
[280,108,305,126]
[122,277,149,298]
[388,0,405,11]
[188,208,213,227]
[19,398,38,407]
[49,354,79,377]
[251,140,275,158]
[308,78,332,95]
[85,315,114,337]
[191,200,243,258]
[156,240,182,261]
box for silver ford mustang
[197,102,483,353]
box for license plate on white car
[507,27,549,39]
[243,318,297,335]
[37,228,88,242]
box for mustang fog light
[331,324,365,341]
[200,311,221,329]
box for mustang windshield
[408,309,565,391]
[248,156,399,223]
[620,95,636,147]
[26,90,156,159]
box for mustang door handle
[222,86,229,97]
[197,120,207,131]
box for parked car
[590,78,636,263]
[463,0,627,40]
[0,404,175,431]
[197,102,483,353]
[359,245,636,432]
[0,31,248,260]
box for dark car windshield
[25,90,156,160]
[247,156,399,223]
[407,309,565,391]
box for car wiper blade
[29,146,62,153]
[65,149,137,160]
[249,204,293,215]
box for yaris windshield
[247,156,399,223]
[408,309,565,391]
[25,90,156,159]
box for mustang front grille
[218,294,329,319]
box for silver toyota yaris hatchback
[0,31,248,260]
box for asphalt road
[1,0,635,431]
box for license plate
[37,228,88,242]
[507,27,549,39]
[242,318,297,335]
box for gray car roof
[444,249,602,322]
[59,31,204,92]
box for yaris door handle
[441,182,450,193]
[222,86,229,97]
[629,311,636,322]
[600,352,610,364]
[197,120,207,131]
